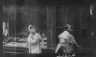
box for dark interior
[0,0,96,57]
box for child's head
[28,25,36,33]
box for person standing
[27,25,42,54]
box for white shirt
[58,31,75,44]
[27,33,42,54]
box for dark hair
[64,24,74,31]
[30,25,36,29]
[65,25,68,30]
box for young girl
[27,25,42,54]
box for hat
[65,24,73,31]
